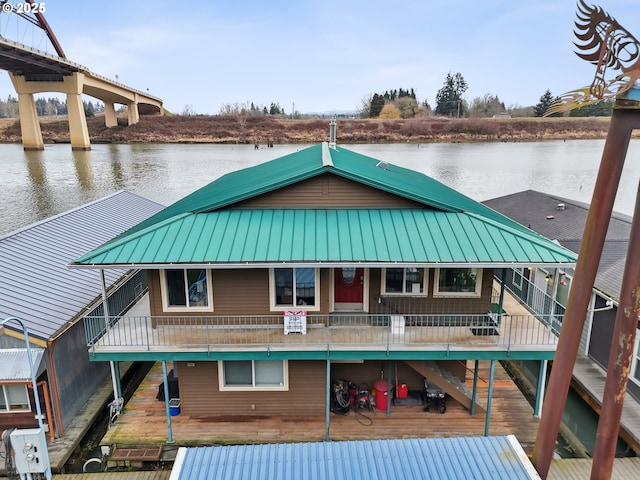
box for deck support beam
[535,360,547,418]
[471,359,479,417]
[325,360,331,441]
[484,359,495,436]
[162,360,174,444]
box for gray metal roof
[0,348,44,381]
[483,190,630,301]
[171,435,541,480]
[0,191,164,341]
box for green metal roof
[73,208,576,267]
[114,143,529,238]
[72,143,577,268]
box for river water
[2,139,639,236]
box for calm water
[2,140,639,236]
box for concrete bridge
[0,14,163,150]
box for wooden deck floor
[101,359,542,455]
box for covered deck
[85,300,557,362]
[101,360,542,455]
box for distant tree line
[357,73,613,120]
[217,101,292,117]
[0,95,104,118]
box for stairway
[404,360,485,413]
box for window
[631,330,640,387]
[218,360,288,391]
[382,268,427,294]
[270,268,319,311]
[434,268,482,296]
[161,269,213,311]
[0,384,30,413]
[512,268,524,290]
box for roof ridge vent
[321,142,334,167]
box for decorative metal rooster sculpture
[545,0,640,115]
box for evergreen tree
[534,89,555,117]
[435,72,468,117]
[369,93,386,117]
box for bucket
[374,380,393,411]
[397,383,408,399]
[169,398,181,416]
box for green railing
[84,312,557,354]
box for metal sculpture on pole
[533,2,640,479]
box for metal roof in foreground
[170,435,541,480]
[71,208,576,267]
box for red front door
[334,268,364,307]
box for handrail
[83,312,558,353]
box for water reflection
[24,150,55,221]
[72,150,94,190]
[1,140,638,237]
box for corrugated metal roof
[72,208,576,267]
[170,436,541,480]
[0,348,44,381]
[0,191,164,340]
[118,143,531,242]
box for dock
[101,359,542,454]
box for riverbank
[0,115,616,145]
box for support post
[535,360,548,418]
[127,100,140,125]
[484,359,495,436]
[162,361,174,444]
[325,360,331,441]
[100,269,122,404]
[104,103,118,127]
[471,359,479,417]
[387,361,392,415]
[533,98,640,479]
[590,179,640,480]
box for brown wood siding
[368,268,494,315]
[0,383,49,433]
[177,360,326,416]
[152,268,332,318]
[233,174,424,209]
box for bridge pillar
[64,73,91,151]
[104,103,118,127]
[9,74,44,151]
[127,97,140,125]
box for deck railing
[84,312,557,354]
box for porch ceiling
[70,208,576,268]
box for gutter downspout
[100,269,123,414]
[46,341,64,437]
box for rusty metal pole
[533,100,640,478]
[591,182,640,479]
[591,188,640,476]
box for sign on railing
[283,311,307,335]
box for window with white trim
[161,269,213,311]
[382,268,427,294]
[218,360,288,391]
[434,268,482,296]
[270,267,319,311]
[512,268,524,290]
[0,384,30,413]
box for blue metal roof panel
[73,209,577,267]
[171,436,540,480]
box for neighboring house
[71,143,576,436]
[0,191,163,440]
[483,190,638,401]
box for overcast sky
[0,0,639,115]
